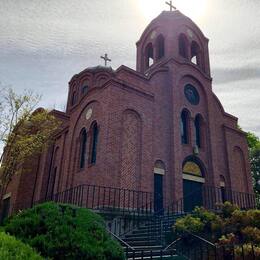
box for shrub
[3,202,124,260]
[0,231,43,259]
[247,209,260,228]
[241,226,260,244]
[229,210,251,228]
[219,201,239,218]
[218,233,236,246]
[234,244,260,259]
[193,207,217,224]
[174,215,204,234]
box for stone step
[142,225,173,231]
[125,248,178,258]
[118,214,187,259]
[124,233,155,238]
[133,224,172,230]
[131,229,160,234]
[123,237,162,244]
[124,240,159,247]
[125,245,164,251]
[124,236,158,242]
[128,256,183,260]
[131,229,171,236]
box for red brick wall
[5,11,254,213]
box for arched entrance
[154,161,165,212]
[182,158,205,212]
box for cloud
[212,66,260,84]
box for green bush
[0,231,43,260]
[3,202,124,260]
[219,201,239,218]
[241,226,260,244]
[218,233,236,246]
[193,207,220,233]
[173,204,260,248]
[234,244,260,259]
[174,215,204,234]
[248,209,260,228]
[193,207,217,223]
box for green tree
[246,131,260,207]
[0,87,60,204]
[246,131,260,150]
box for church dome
[136,11,210,76]
[84,65,114,73]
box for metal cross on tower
[165,1,176,11]
[100,53,111,66]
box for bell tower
[136,11,211,76]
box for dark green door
[154,174,163,213]
[183,179,203,212]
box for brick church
[2,10,254,217]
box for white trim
[154,167,165,175]
[3,193,11,200]
[183,174,205,183]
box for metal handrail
[107,230,135,251]
[163,237,182,251]
[186,231,216,247]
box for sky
[0,0,259,136]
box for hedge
[0,231,43,260]
[3,202,124,260]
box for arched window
[79,129,87,169]
[179,34,188,58]
[191,41,201,66]
[154,160,166,175]
[89,122,99,164]
[81,85,88,95]
[156,35,165,60]
[180,110,189,144]
[145,43,154,69]
[71,91,77,106]
[194,115,201,148]
[47,147,59,199]
[183,160,203,178]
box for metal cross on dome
[100,53,111,66]
[165,1,177,11]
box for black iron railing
[168,231,259,260]
[32,183,256,239]
[34,183,256,216]
[36,184,154,214]
[34,184,155,237]
[159,185,256,217]
[30,183,257,259]
[202,185,256,210]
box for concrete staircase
[120,214,186,260]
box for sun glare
[138,0,207,22]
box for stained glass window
[183,161,202,177]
